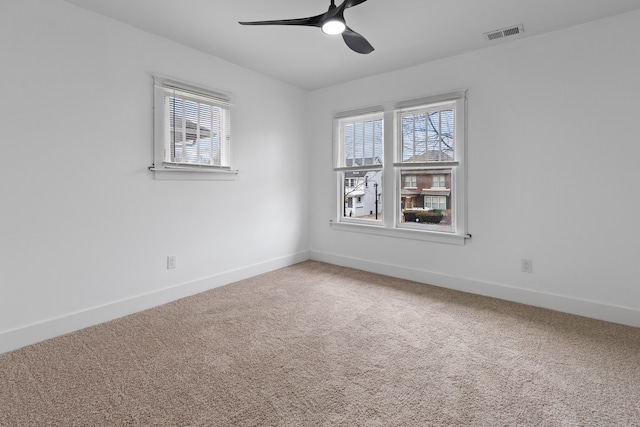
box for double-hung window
[151,76,236,180]
[334,112,384,222]
[396,96,463,234]
[333,91,467,244]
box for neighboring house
[400,169,452,225]
[399,150,453,224]
[343,158,382,219]
[400,170,451,209]
[169,115,213,164]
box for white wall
[0,0,310,353]
[308,10,640,327]
[2,1,638,355]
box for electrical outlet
[167,255,177,270]
[521,259,532,273]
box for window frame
[150,75,238,181]
[332,90,468,245]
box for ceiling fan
[239,0,374,54]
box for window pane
[364,121,374,165]
[344,123,354,165]
[212,106,222,166]
[401,112,428,162]
[342,117,383,167]
[354,122,364,165]
[166,95,229,167]
[415,113,427,161]
[400,168,453,230]
[401,115,414,162]
[342,170,383,221]
[401,104,455,163]
[199,104,212,164]
[427,109,454,162]
[374,119,383,163]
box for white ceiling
[63,0,640,90]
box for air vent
[484,24,524,41]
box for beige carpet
[1,261,639,426]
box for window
[404,175,417,188]
[424,196,447,210]
[151,76,237,180]
[396,98,462,233]
[333,91,467,244]
[334,112,384,222]
[432,175,445,188]
[346,178,364,188]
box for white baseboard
[0,251,310,355]
[310,250,640,329]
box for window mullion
[382,110,395,228]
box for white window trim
[150,74,238,181]
[330,220,467,245]
[331,90,470,245]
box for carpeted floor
[1,261,639,426]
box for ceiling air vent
[484,24,524,41]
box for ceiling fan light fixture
[321,18,346,35]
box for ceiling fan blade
[342,27,374,54]
[344,0,368,8]
[239,13,324,28]
[240,2,373,54]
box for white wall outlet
[521,259,532,273]
[167,255,177,270]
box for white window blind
[399,102,456,164]
[161,84,231,168]
[335,112,384,170]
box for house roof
[402,150,454,163]
[401,189,421,197]
[422,189,451,197]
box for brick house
[400,169,452,224]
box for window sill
[149,167,238,181]
[330,220,468,245]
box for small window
[151,76,237,180]
[404,175,417,188]
[424,196,447,210]
[432,175,445,188]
